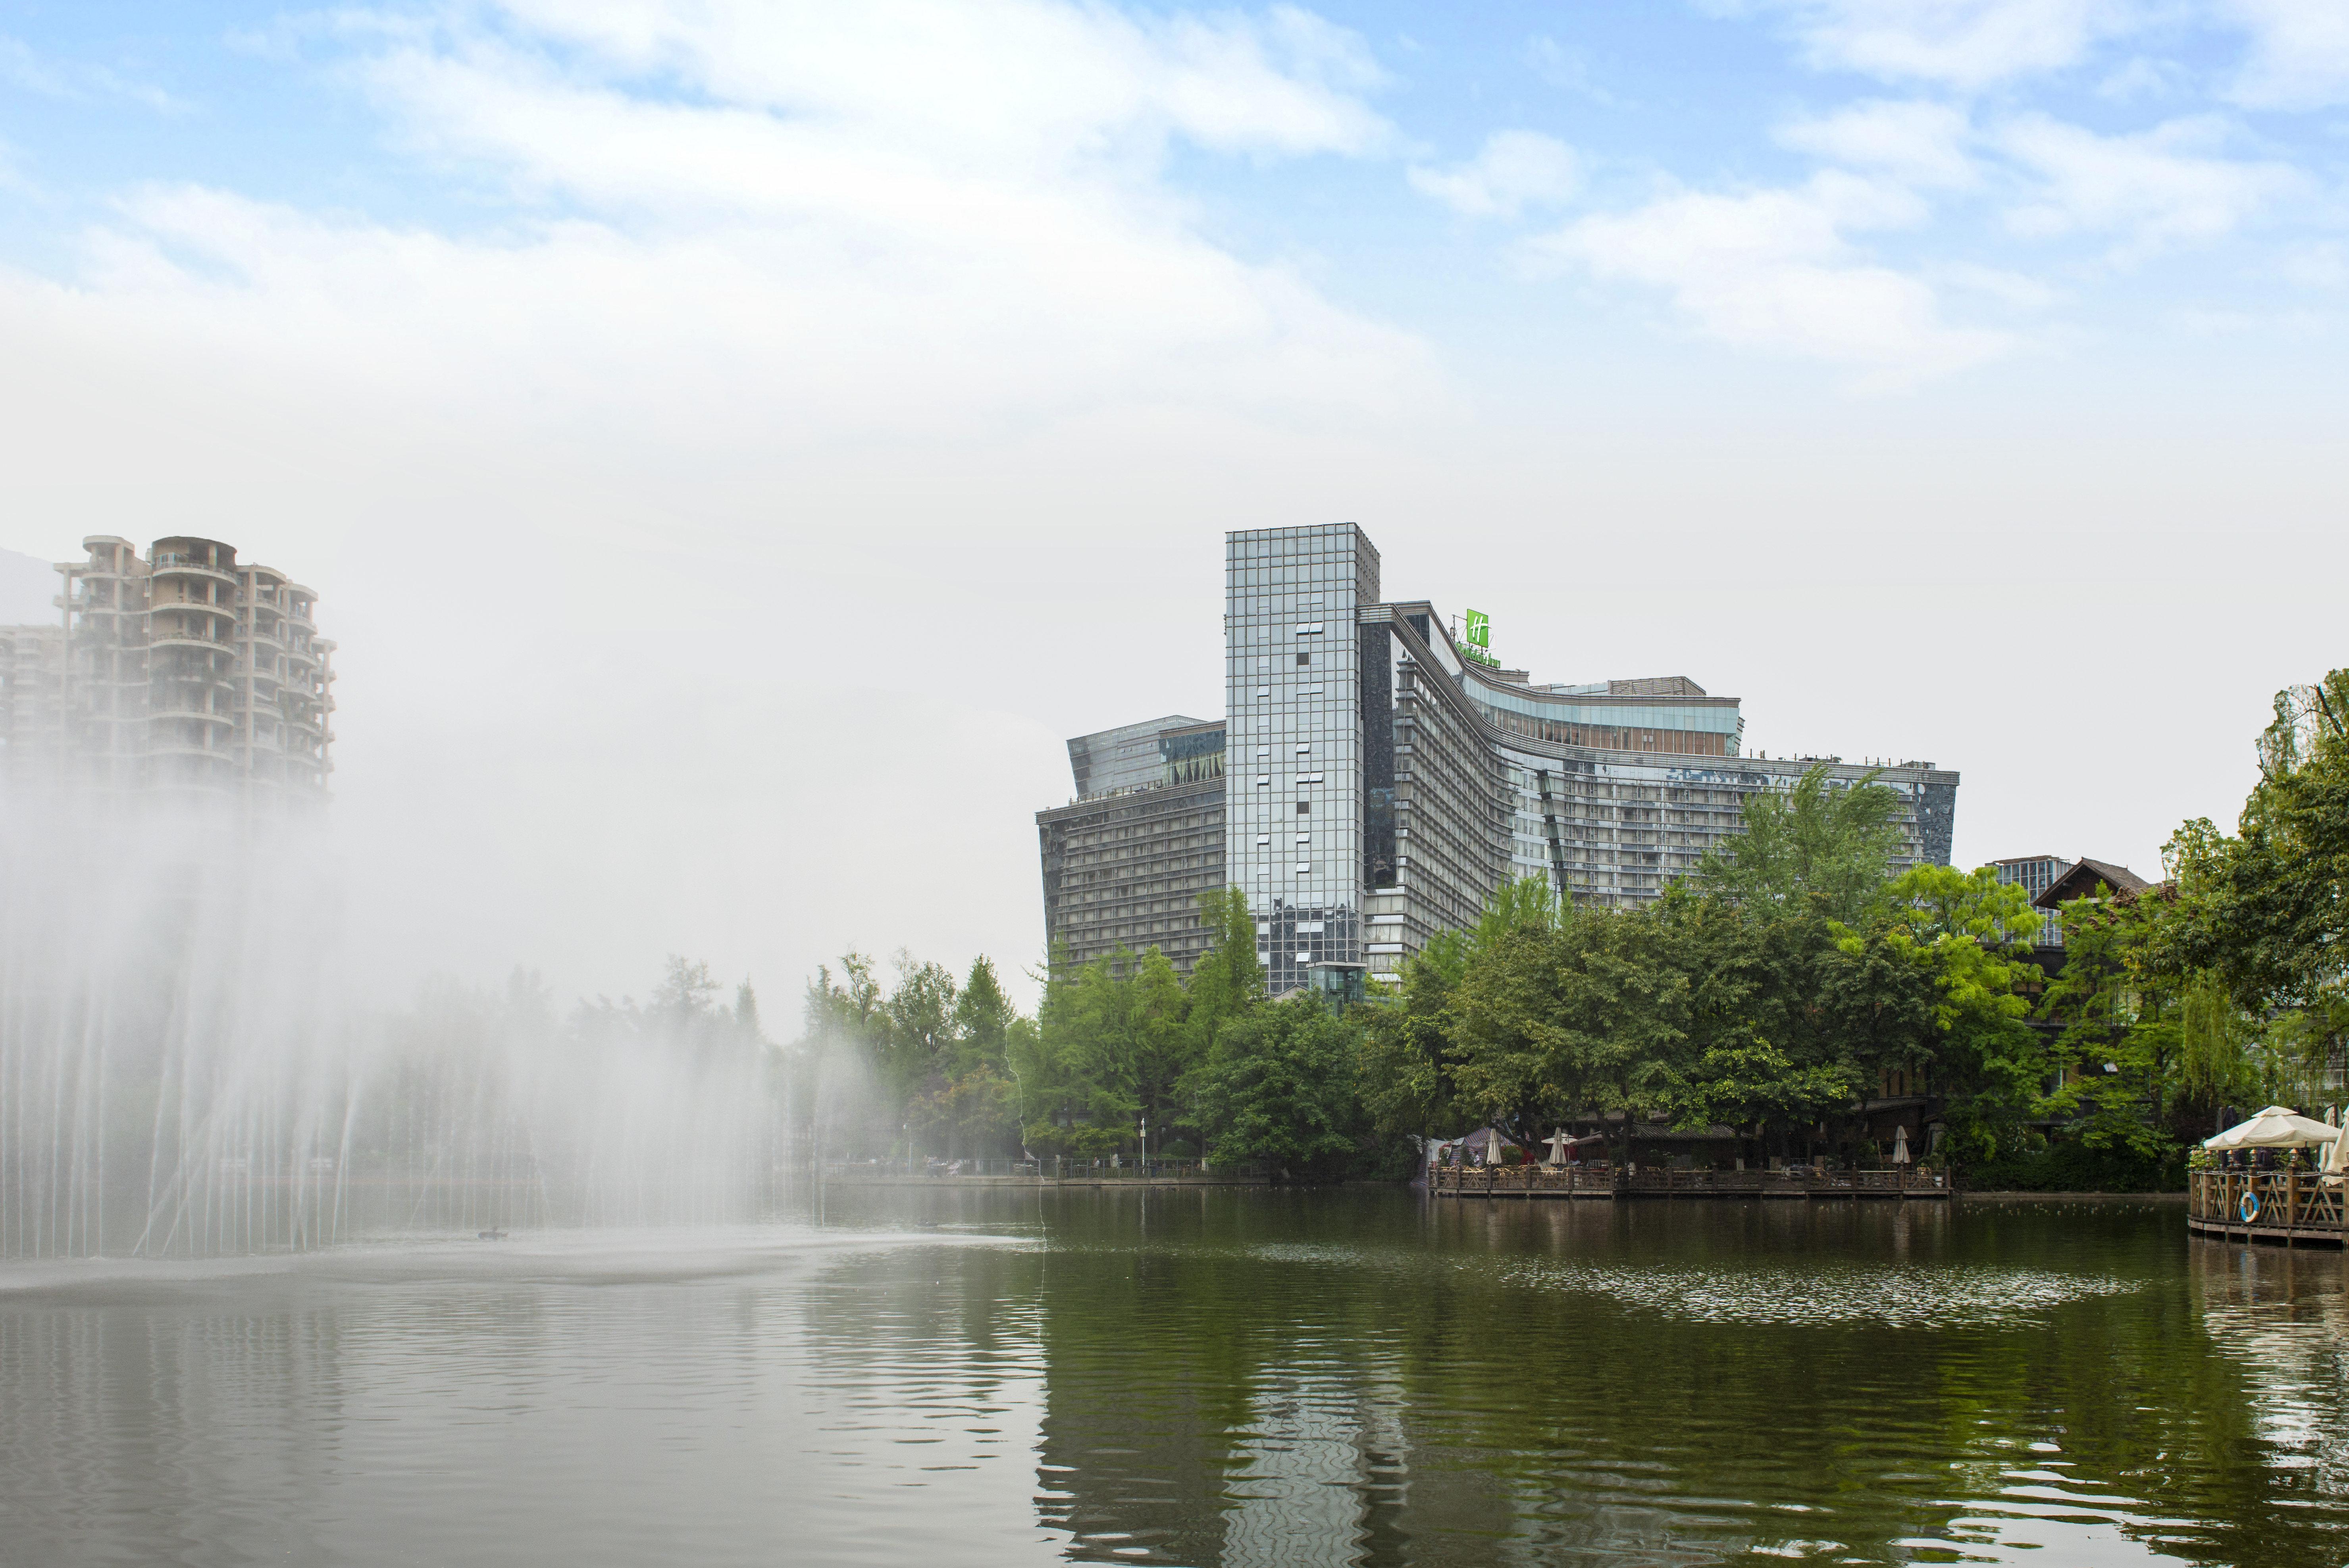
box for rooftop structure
[2034,857,2153,909]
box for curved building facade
[1040,522,1958,993]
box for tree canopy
[777,670,2344,1191]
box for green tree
[1357,876,1562,1146]
[1355,926,1469,1140]
[1184,887,1263,1055]
[1655,1027,1857,1138]
[2160,671,2348,1080]
[1190,992,1359,1174]
[950,956,1016,1079]
[1862,864,2045,1162]
[2039,887,2181,1162]
[1693,763,1904,923]
[651,955,721,1022]
[1473,873,1565,946]
[882,952,961,1121]
[1447,905,1692,1154]
[1671,897,1873,1157]
[1020,945,1190,1157]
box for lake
[1,1189,2342,1566]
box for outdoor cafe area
[1426,1123,1953,1201]
[2188,1105,2349,1247]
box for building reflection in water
[6,1192,2349,1566]
[1024,1190,2349,1567]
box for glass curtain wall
[1223,526,1377,994]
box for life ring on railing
[2240,1191,2262,1223]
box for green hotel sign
[1461,609,1498,669]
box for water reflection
[0,1194,2345,1566]
[1012,1193,2349,1566]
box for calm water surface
[2,1190,2344,1567]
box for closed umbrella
[1545,1129,1573,1166]
[1891,1125,1911,1165]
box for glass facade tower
[1223,525,1379,996]
[1040,522,1962,997]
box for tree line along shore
[777,669,2346,1193]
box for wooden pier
[2187,1169,2345,1246]
[1429,1166,1952,1200]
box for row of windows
[1226,569,1352,593]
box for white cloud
[1524,171,2011,385]
[2095,54,2189,102]
[2279,240,2347,287]
[1777,99,1979,187]
[1932,260,2062,308]
[466,0,1391,167]
[0,35,69,97]
[0,0,1443,1010]
[1725,0,2144,90]
[1407,130,1581,218]
[1524,35,1619,103]
[2222,0,2349,109]
[1997,112,2305,252]
[0,32,186,111]
[25,0,1433,450]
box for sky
[2,0,2343,1013]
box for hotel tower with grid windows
[1039,522,1957,996]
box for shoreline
[1960,1190,2186,1202]
[816,1177,2193,1201]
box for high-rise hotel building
[1,535,336,807]
[1038,522,1958,994]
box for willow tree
[1692,763,1904,923]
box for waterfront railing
[1430,1165,1952,1198]
[2188,1168,2346,1235]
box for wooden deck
[2187,1168,2346,1246]
[1429,1166,1952,1200]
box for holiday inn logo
[1459,609,1498,669]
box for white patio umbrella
[2204,1105,2343,1151]
[1544,1129,1573,1165]
[2325,1113,2349,1177]
[1891,1125,1911,1165]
